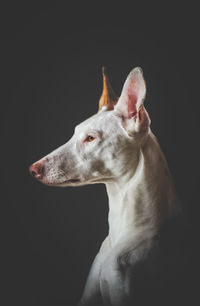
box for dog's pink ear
[116,67,146,119]
[115,67,150,133]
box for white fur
[31,68,180,306]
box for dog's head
[29,67,151,186]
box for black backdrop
[1,2,200,306]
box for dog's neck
[106,131,180,247]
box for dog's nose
[29,162,44,179]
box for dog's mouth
[42,178,81,187]
[65,179,80,184]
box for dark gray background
[1,2,200,306]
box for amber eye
[85,135,95,142]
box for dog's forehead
[75,111,118,133]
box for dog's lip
[64,179,80,184]
[42,178,81,186]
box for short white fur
[31,67,180,306]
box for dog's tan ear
[99,67,118,111]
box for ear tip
[132,67,143,75]
[102,66,107,75]
[136,67,143,74]
[127,67,145,84]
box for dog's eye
[85,135,95,142]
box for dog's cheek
[92,170,101,178]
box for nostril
[29,163,44,179]
[31,170,37,177]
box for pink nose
[29,162,44,179]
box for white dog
[30,67,182,306]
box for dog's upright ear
[115,67,150,134]
[99,67,118,111]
